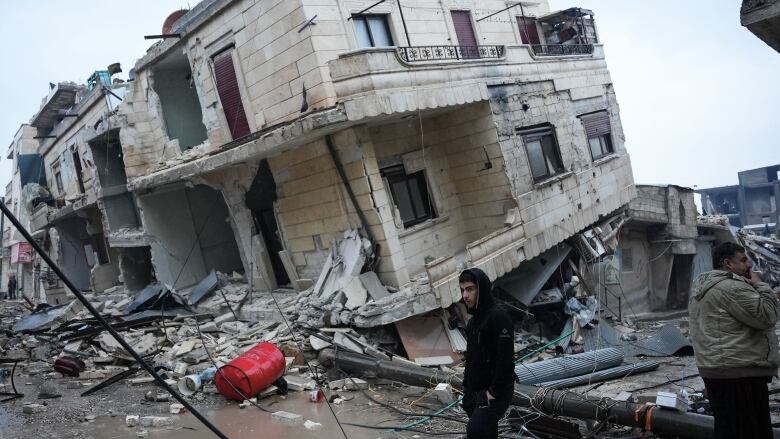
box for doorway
[246,160,290,287]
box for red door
[213,50,251,140]
[451,11,479,58]
[517,18,540,45]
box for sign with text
[11,242,33,264]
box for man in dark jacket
[7,274,17,300]
[460,268,515,439]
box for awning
[493,243,572,306]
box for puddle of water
[78,391,397,439]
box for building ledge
[533,171,574,189]
[398,215,450,239]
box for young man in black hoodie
[460,268,515,439]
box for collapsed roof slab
[30,83,81,131]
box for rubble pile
[737,230,780,287]
[293,230,439,328]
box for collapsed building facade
[697,164,780,236]
[4,0,637,323]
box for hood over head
[460,267,493,316]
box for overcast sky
[1,1,778,191]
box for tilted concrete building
[7,0,636,319]
[113,0,635,312]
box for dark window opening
[382,165,435,228]
[91,232,110,265]
[52,160,64,195]
[212,49,251,140]
[518,124,565,182]
[246,160,290,287]
[352,14,394,48]
[621,247,633,272]
[580,111,613,161]
[72,150,85,194]
[152,50,209,151]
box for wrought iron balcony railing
[397,45,505,62]
[531,44,594,56]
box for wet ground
[0,368,463,439]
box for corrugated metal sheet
[539,360,660,388]
[515,348,623,384]
[575,323,692,357]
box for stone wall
[490,79,636,263]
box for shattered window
[382,165,435,228]
[518,125,565,182]
[353,15,394,48]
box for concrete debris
[22,403,48,414]
[126,415,140,427]
[304,420,323,430]
[271,410,302,425]
[169,403,185,414]
[139,416,176,427]
[434,383,454,404]
[328,377,367,391]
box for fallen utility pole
[0,202,229,439]
[319,349,780,439]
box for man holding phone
[689,242,780,439]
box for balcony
[531,44,594,56]
[30,203,56,232]
[328,44,605,123]
[396,45,505,63]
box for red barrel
[214,342,286,401]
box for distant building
[697,164,780,236]
[741,0,780,52]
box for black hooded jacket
[461,268,515,409]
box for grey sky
[1,1,778,192]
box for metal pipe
[319,349,755,439]
[325,135,376,245]
[0,202,229,439]
[348,0,388,20]
[396,0,411,46]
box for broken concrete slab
[271,410,302,425]
[22,403,47,414]
[434,383,454,404]
[329,377,368,391]
[126,415,140,427]
[309,335,332,351]
[15,300,84,332]
[140,416,175,427]
[414,356,454,367]
[169,403,185,414]
[304,420,323,431]
[333,332,363,354]
[343,276,368,310]
[359,271,389,300]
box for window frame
[352,14,394,48]
[517,124,566,183]
[580,110,614,161]
[381,165,436,228]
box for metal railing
[531,44,594,56]
[397,45,505,62]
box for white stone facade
[5,0,637,308]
